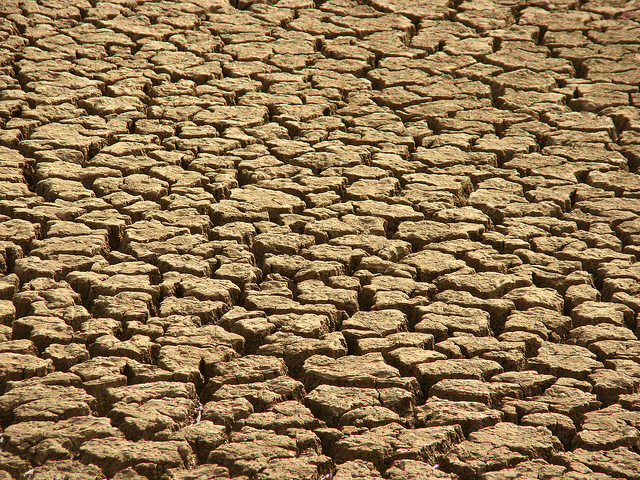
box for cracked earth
[1,0,640,478]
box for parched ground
[1,0,640,478]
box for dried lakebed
[0,0,640,479]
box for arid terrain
[1,0,640,478]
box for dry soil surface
[1,0,640,479]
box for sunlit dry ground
[1,0,640,478]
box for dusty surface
[1,0,640,478]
